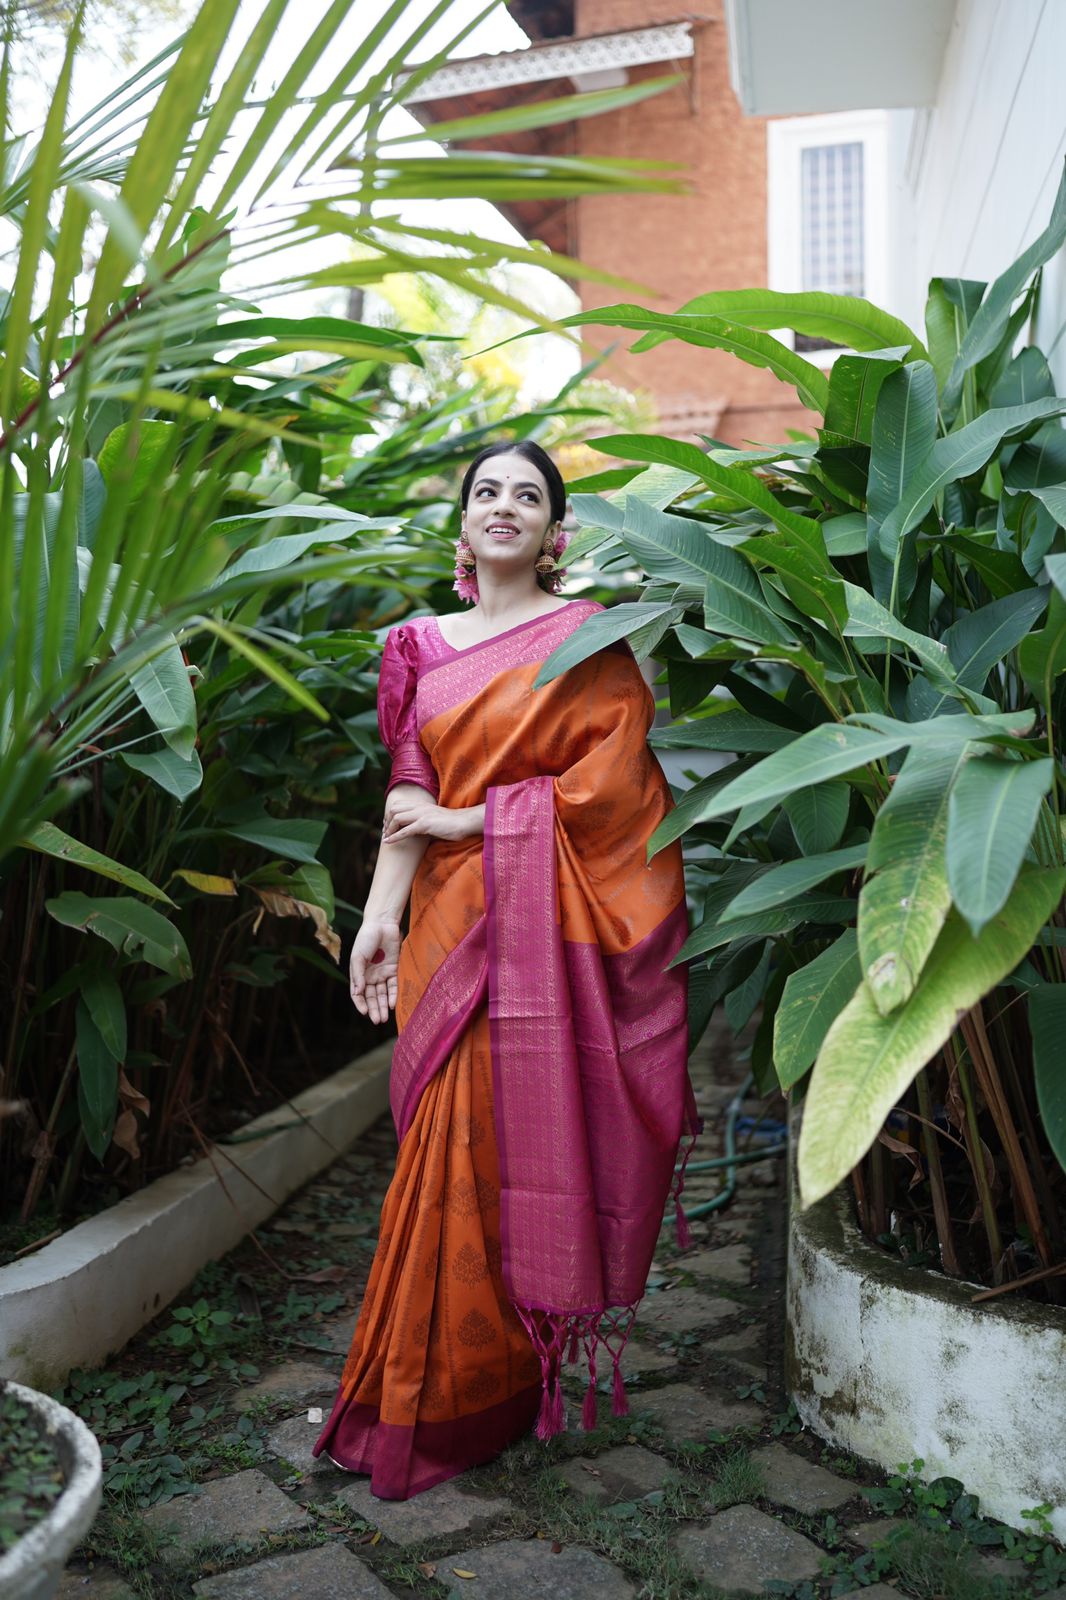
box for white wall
[894,0,1066,386]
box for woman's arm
[350,784,431,1024]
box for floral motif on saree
[313,601,696,1499]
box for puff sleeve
[377,625,439,799]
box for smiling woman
[312,439,698,1500]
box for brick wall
[570,0,811,447]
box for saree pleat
[315,603,694,1498]
[314,1008,541,1499]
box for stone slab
[636,1289,739,1336]
[835,1588,903,1599]
[265,1414,332,1476]
[439,1539,634,1599]
[619,1342,678,1377]
[711,1327,764,1357]
[192,1543,390,1598]
[675,1244,752,1285]
[335,1477,512,1545]
[233,1362,338,1413]
[675,1504,823,1594]
[849,1517,899,1549]
[144,1469,309,1560]
[556,1445,672,1504]
[750,1444,856,1514]
[57,1568,138,1599]
[629,1382,762,1438]
[314,1315,357,1354]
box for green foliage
[0,1387,66,1553]
[0,1,679,1222]
[545,164,1066,1287]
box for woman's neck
[471,573,558,624]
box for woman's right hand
[349,918,402,1023]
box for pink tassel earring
[453,531,479,604]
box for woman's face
[463,453,557,577]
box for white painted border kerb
[787,1171,1066,1538]
[0,1042,394,1389]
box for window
[767,112,888,363]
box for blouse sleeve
[377,625,439,799]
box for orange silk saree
[313,600,695,1499]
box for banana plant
[539,161,1066,1295]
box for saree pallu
[314,602,695,1499]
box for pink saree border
[416,600,602,730]
[390,916,488,1142]
[312,1381,540,1501]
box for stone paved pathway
[57,1021,1063,1598]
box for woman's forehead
[472,454,548,492]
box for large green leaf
[943,160,1066,415]
[946,755,1054,935]
[945,587,1050,687]
[798,865,1066,1207]
[121,747,204,803]
[22,822,173,903]
[559,303,829,412]
[822,349,908,447]
[592,434,824,546]
[877,398,1066,555]
[773,929,860,1090]
[649,710,794,754]
[687,723,911,822]
[46,892,193,978]
[629,288,925,360]
[924,277,984,392]
[97,420,177,501]
[783,782,850,855]
[76,998,119,1162]
[842,583,956,685]
[865,361,938,605]
[674,895,855,965]
[620,498,790,644]
[1018,590,1066,697]
[536,601,676,686]
[858,744,962,1015]
[742,528,847,631]
[129,635,196,759]
[81,967,127,1062]
[722,845,866,919]
[219,817,327,865]
[1031,986,1066,1179]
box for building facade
[407,0,812,446]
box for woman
[313,440,696,1500]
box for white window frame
[767,110,889,367]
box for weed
[882,1518,1006,1600]
[706,1447,765,1509]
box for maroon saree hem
[311,1383,540,1501]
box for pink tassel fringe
[517,1301,639,1441]
[612,1357,628,1417]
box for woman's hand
[383,799,484,845]
[349,918,402,1023]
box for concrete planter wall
[0,1041,393,1391]
[787,1180,1066,1539]
[0,1381,102,1600]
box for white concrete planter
[0,1380,102,1600]
[0,1041,393,1391]
[787,1180,1066,1539]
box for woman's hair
[459,440,567,528]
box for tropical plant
[0,0,682,1228]
[538,162,1066,1296]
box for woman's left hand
[383,800,483,844]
